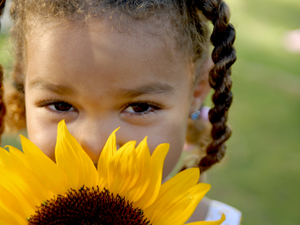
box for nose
[68,119,120,163]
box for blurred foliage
[0,33,13,71]
[1,0,300,224]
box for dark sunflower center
[28,186,151,225]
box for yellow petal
[0,168,37,216]
[0,147,16,170]
[4,146,30,169]
[134,143,169,208]
[150,184,211,225]
[157,168,201,200]
[145,168,210,224]
[0,203,26,225]
[0,147,53,203]
[0,185,27,219]
[185,214,226,225]
[20,135,68,195]
[97,128,118,189]
[55,120,98,189]
[125,137,151,202]
[107,141,139,196]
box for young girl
[0,0,241,223]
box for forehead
[25,20,194,97]
[27,15,188,63]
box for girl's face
[25,21,198,178]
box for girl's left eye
[123,102,160,115]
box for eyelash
[38,99,162,116]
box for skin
[25,20,212,220]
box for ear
[190,58,214,113]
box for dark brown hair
[0,0,236,173]
[0,0,7,141]
[0,64,5,140]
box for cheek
[147,116,189,179]
[162,136,185,179]
[27,123,57,161]
[26,106,57,161]
[163,125,187,179]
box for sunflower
[0,120,225,225]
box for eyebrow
[28,79,174,97]
[28,79,73,95]
[118,82,174,98]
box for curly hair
[0,0,236,172]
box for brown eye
[122,101,162,116]
[53,102,73,111]
[131,103,150,113]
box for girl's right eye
[49,102,74,112]
[39,101,76,113]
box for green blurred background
[206,0,300,225]
[1,0,300,224]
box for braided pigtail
[0,0,7,141]
[194,0,236,172]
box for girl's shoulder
[205,199,242,225]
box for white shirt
[205,200,242,225]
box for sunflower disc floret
[28,187,150,224]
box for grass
[205,0,300,224]
[207,59,300,224]
[1,0,300,224]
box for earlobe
[190,58,214,113]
